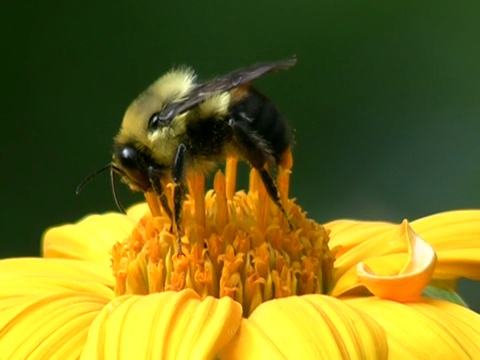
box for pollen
[111,151,334,316]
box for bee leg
[230,121,294,231]
[257,167,294,231]
[172,143,188,255]
[148,167,173,229]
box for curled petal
[328,210,480,284]
[330,253,407,298]
[356,221,436,302]
[42,213,135,266]
[0,258,114,359]
[221,295,388,359]
[345,297,480,358]
[328,222,399,282]
[81,290,242,359]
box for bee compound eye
[115,146,140,169]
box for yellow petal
[356,221,436,302]
[0,293,110,360]
[411,210,480,251]
[326,219,395,256]
[81,290,242,359]
[221,295,388,359]
[0,258,114,359]
[0,258,115,295]
[411,210,480,280]
[345,296,480,358]
[434,249,480,280]
[126,202,150,223]
[42,213,135,266]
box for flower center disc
[111,152,333,316]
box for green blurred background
[2,1,479,310]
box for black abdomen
[184,116,233,158]
[229,87,292,164]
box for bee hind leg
[257,167,294,231]
[230,121,293,231]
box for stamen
[214,171,229,229]
[225,157,238,200]
[126,257,148,295]
[254,170,269,233]
[147,259,165,294]
[187,171,206,232]
[280,148,294,170]
[169,252,189,291]
[248,167,259,196]
[145,192,162,217]
[111,149,333,316]
[163,179,175,216]
[278,149,293,206]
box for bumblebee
[106,57,296,251]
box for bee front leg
[172,143,188,255]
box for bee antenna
[76,163,112,195]
[110,167,127,214]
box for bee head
[76,141,163,215]
[112,142,153,193]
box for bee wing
[159,56,297,122]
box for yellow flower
[2,154,480,358]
